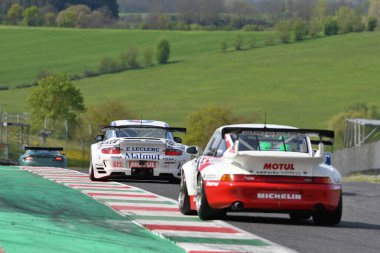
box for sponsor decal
[256,171,302,176]
[125,147,160,152]
[263,163,295,170]
[129,161,157,168]
[126,153,160,160]
[205,181,219,187]
[257,193,302,200]
[111,156,123,159]
[203,174,217,180]
[112,160,123,168]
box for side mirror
[186,146,199,155]
[95,135,104,142]
[173,136,182,143]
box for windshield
[238,133,309,153]
[114,127,169,139]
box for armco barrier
[332,140,380,176]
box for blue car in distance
[19,146,67,168]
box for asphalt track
[2,166,379,252]
[113,178,380,253]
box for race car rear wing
[101,125,187,133]
[221,127,334,143]
[24,146,64,151]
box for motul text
[263,163,295,170]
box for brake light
[101,147,121,154]
[312,177,332,184]
[165,149,182,156]
[24,156,34,161]
[55,156,63,161]
[220,174,332,184]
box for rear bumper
[204,181,341,212]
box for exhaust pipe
[312,203,324,213]
[230,201,243,211]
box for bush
[156,38,170,64]
[15,84,34,89]
[234,34,243,50]
[220,40,228,52]
[242,24,259,31]
[309,18,323,38]
[324,17,339,36]
[0,86,9,91]
[83,69,98,78]
[368,17,377,31]
[248,36,256,49]
[265,35,276,46]
[142,47,153,66]
[126,46,139,69]
[276,20,292,43]
[293,19,308,41]
[98,57,120,74]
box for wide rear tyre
[178,173,196,215]
[313,193,342,226]
[196,176,226,220]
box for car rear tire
[89,164,107,182]
[313,193,342,226]
[196,176,226,220]
[178,173,196,215]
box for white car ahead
[90,120,193,182]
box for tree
[81,100,136,140]
[368,16,377,31]
[293,18,308,41]
[324,17,338,35]
[329,103,380,147]
[184,105,245,148]
[156,38,170,64]
[5,3,23,25]
[368,0,380,25]
[336,6,360,34]
[23,6,43,26]
[27,73,85,134]
[234,34,243,50]
[276,20,292,43]
[142,47,153,66]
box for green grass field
[1,26,380,129]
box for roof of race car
[110,120,169,128]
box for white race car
[90,120,193,182]
[179,124,343,226]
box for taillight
[101,147,121,154]
[165,149,182,156]
[24,156,34,161]
[55,156,63,161]
[220,174,332,184]
[312,177,332,184]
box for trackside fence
[332,140,380,176]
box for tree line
[1,0,380,31]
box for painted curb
[21,167,297,253]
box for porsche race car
[179,124,342,226]
[19,146,67,168]
[90,120,193,182]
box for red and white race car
[179,124,342,226]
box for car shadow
[224,214,380,230]
[113,178,180,185]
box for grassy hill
[1,26,380,129]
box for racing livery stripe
[20,167,296,253]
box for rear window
[238,133,309,153]
[114,128,170,139]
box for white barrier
[332,141,380,176]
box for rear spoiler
[24,146,64,151]
[222,127,334,141]
[101,125,187,134]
